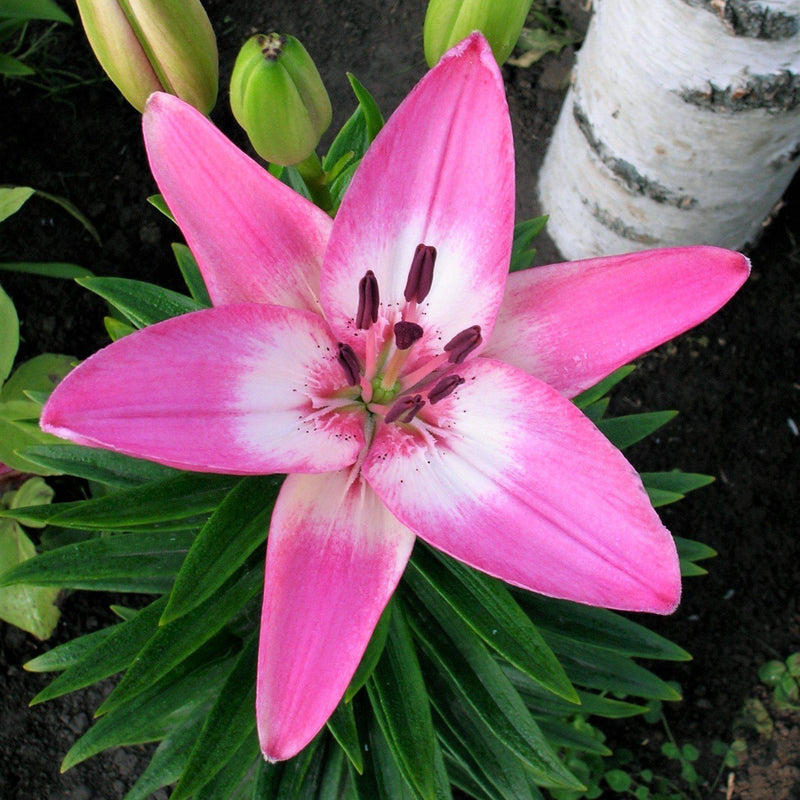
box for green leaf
[104,315,136,340]
[572,366,635,409]
[323,74,383,174]
[645,488,685,508]
[0,529,195,593]
[535,719,611,756]
[195,731,261,800]
[273,735,329,800]
[0,283,19,384]
[171,636,258,800]
[640,471,714,495]
[0,0,71,24]
[0,53,35,75]
[20,444,180,488]
[24,625,115,672]
[62,647,234,771]
[541,632,682,700]
[31,598,166,705]
[147,194,175,222]
[510,216,548,272]
[172,243,212,306]
[327,699,364,774]
[402,589,580,790]
[1,352,75,404]
[514,593,690,661]
[345,600,392,702]
[2,473,238,529]
[596,411,677,450]
[122,707,205,800]
[581,397,609,424]
[0,262,93,279]
[76,276,203,328]
[96,565,262,715]
[406,546,576,700]
[0,186,34,222]
[162,475,281,623]
[367,603,437,800]
[604,770,632,792]
[0,518,60,639]
[675,537,716,564]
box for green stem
[295,152,333,214]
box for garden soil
[1,1,798,798]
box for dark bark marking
[681,0,798,40]
[573,102,698,209]
[585,201,661,245]
[680,70,800,112]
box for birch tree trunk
[538,0,800,259]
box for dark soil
[1,1,798,798]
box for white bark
[538,0,800,259]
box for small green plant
[1,0,70,78]
[547,696,738,800]
[758,653,800,710]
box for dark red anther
[394,320,424,350]
[428,374,465,404]
[337,343,360,386]
[356,270,380,329]
[385,394,425,424]
[403,244,437,303]
[444,325,482,364]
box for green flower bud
[230,33,332,166]
[424,0,533,66]
[76,0,218,114]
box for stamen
[384,394,424,424]
[404,244,436,303]
[337,343,360,386]
[444,325,482,364]
[394,320,423,350]
[356,270,380,329]
[428,374,465,404]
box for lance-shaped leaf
[596,411,678,450]
[344,600,392,703]
[31,598,166,705]
[514,592,690,661]
[172,243,212,306]
[97,565,262,715]
[171,636,258,799]
[0,284,18,384]
[194,731,262,800]
[406,544,575,701]
[402,588,580,790]
[366,603,437,800]
[62,646,235,771]
[25,626,115,673]
[571,366,635,409]
[327,699,364,775]
[20,444,179,488]
[77,276,204,328]
[162,475,281,624]
[0,530,196,593]
[1,473,238,529]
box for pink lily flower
[41,34,748,761]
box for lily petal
[41,305,364,474]
[257,469,415,761]
[486,246,750,398]
[321,33,514,363]
[143,93,332,312]
[364,357,680,614]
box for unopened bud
[230,33,332,166]
[423,0,533,66]
[75,0,218,113]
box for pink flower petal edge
[144,93,332,313]
[364,357,680,614]
[41,304,364,474]
[321,33,514,366]
[486,246,750,398]
[257,470,415,760]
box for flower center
[335,244,478,425]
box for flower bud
[230,33,332,166]
[76,0,218,113]
[424,0,533,66]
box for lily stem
[295,152,333,214]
